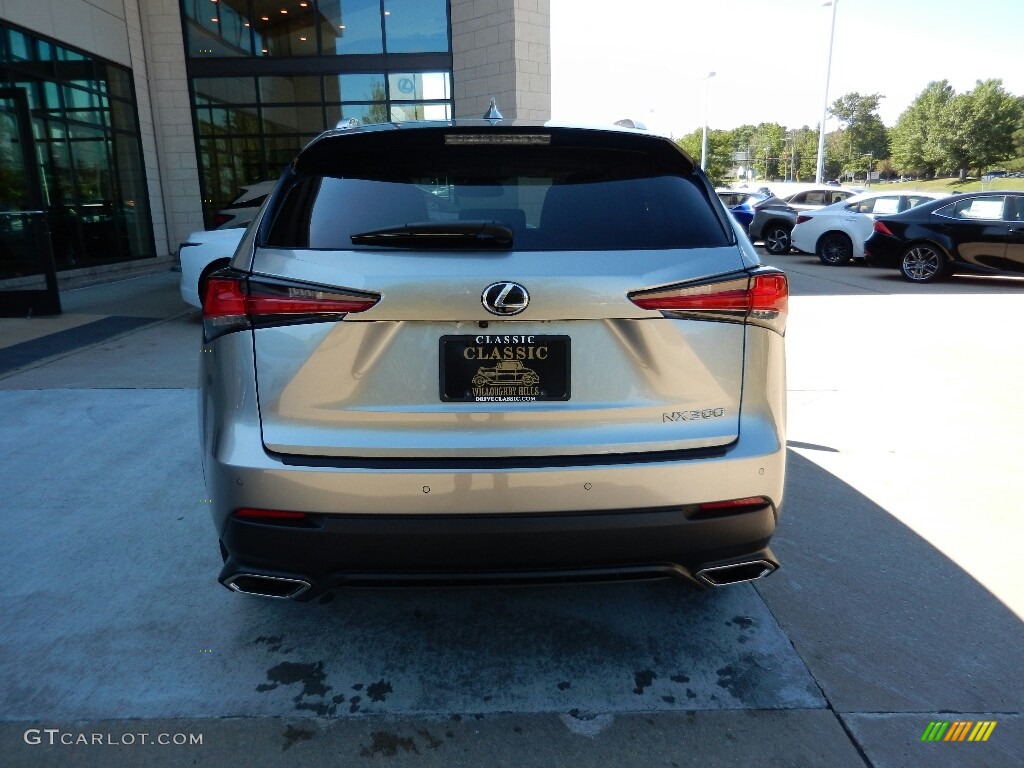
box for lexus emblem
[481,281,529,316]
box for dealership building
[0,0,550,289]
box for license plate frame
[439,335,570,403]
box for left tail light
[628,269,788,335]
[202,273,380,341]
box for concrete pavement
[1,263,1022,767]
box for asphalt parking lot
[1,253,1022,767]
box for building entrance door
[0,87,61,316]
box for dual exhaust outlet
[222,554,777,599]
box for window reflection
[184,0,254,56]
[384,0,449,53]
[182,2,454,224]
[387,71,450,101]
[1,22,155,273]
[252,0,318,57]
[318,0,384,54]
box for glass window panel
[7,29,32,61]
[325,102,387,126]
[325,73,384,102]
[258,75,321,104]
[318,0,383,55]
[265,135,317,172]
[196,105,260,135]
[184,0,254,57]
[110,99,139,133]
[387,71,450,101]
[262,105,325,134]
[252,0,318,57]
[56,45,86,62]
[384,0,449,53]
[389,102,451,122]
[194,77,258,105]
[104,65,134,101]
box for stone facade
[450,0,550,121]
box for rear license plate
[440,335,570,402]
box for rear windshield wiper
[350,220,513,249]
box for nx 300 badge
[482,281,529,316]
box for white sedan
[791,190,948,266]
[177,227,245,308]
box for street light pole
[700,71,716,170]
[815,0,839,184]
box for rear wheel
[763,223,792,255]
[899,244,946,283]
[818,232,852,265]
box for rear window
[264,134,729,252]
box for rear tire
[818,232,852,266]
[899,244,946,283]
[763,223,792,255]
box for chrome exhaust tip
[224,573,312,599]
[695,559,777,587]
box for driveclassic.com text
[23,728,203,746]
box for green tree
[958,79,1022,174]
[828,92,889,179]
[890,80,954,177]
[895,79,1022,180]
[676,128,733,184]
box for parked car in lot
[783,186,859,211]
[716,189,768,228]
[865,191,1024,282]
[748,198,799,255]
[792,191,948,266]
[177,227,244,308]
[200,119,789,600]
[210,180,276,229]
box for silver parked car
[200,120,789,600]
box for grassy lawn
[871,177,1024,193]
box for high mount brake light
[628,271,788,334]
[202,275,379,341]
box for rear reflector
[628,270,788,334]
[203,274,379,340]
[234,508,308,520]
[699,497,771,512]
[692,496,772,520]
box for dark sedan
[865,191,1024,283]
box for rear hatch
[247,125,750,459]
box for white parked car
[211,181,276,229]
[791,191,949,266]
[178,227,245,308]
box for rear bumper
[863,236,903,267]
[218,506,779,600]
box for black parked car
[864,191,1024,283]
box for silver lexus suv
[199,120,788,600]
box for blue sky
[550,0,1024,136]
